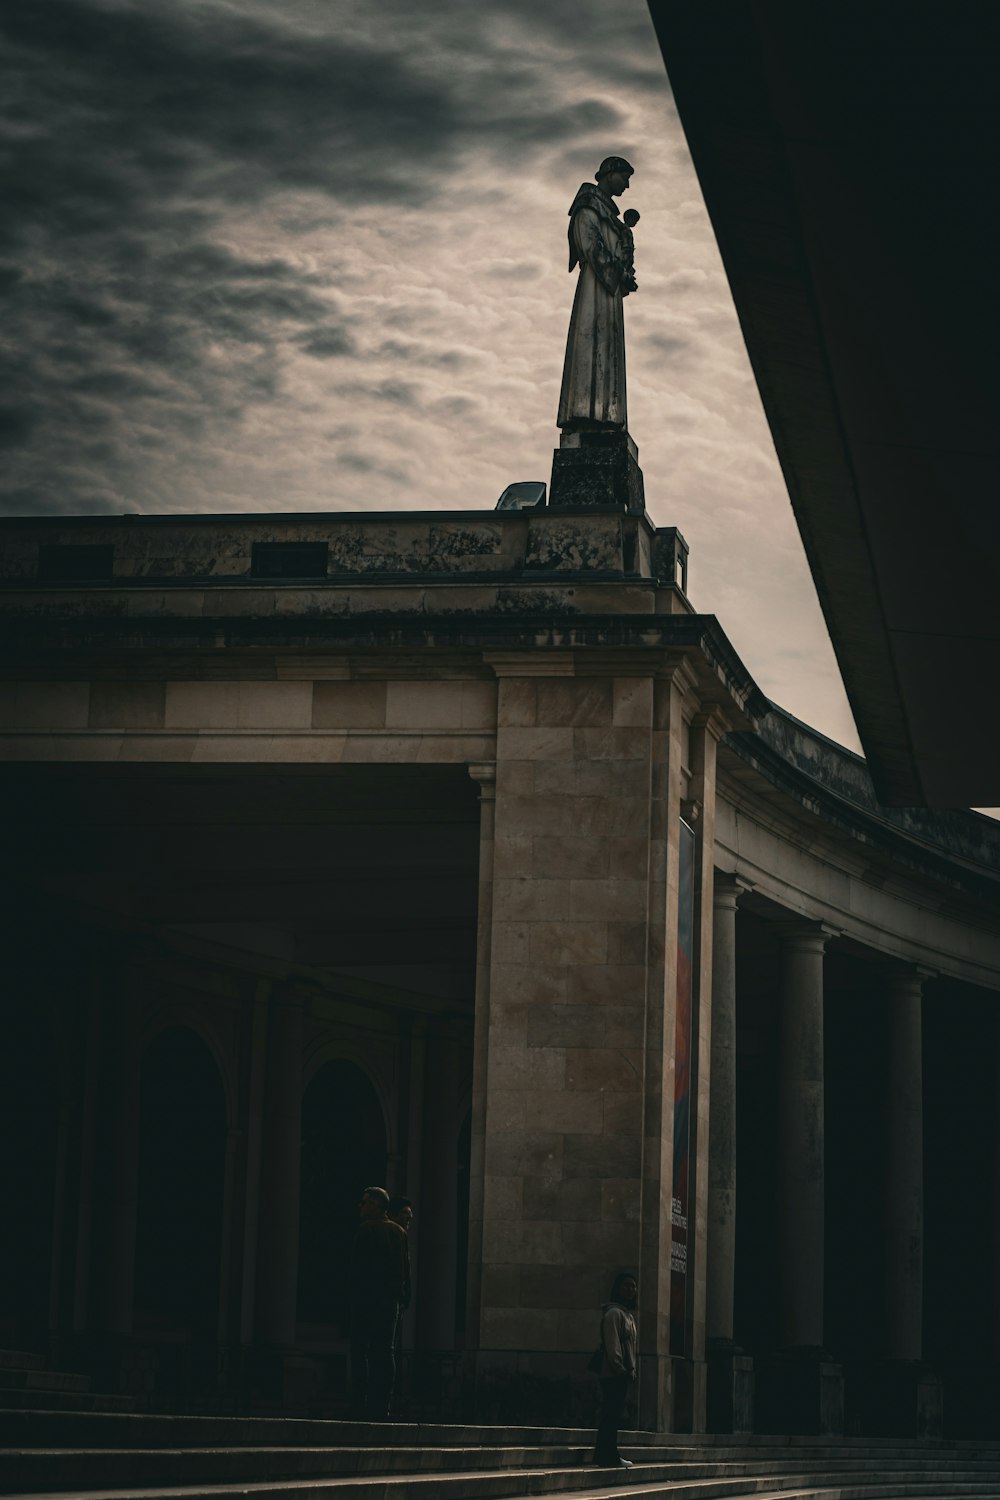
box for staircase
[2,1409,1000,1500]
[0,1348,134,1413]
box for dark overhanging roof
[646,0,1000,808]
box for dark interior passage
[297,1060,387,1329]
[133,1026,226,1336]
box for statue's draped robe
[557,185,628,429]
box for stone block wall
[469,662,686,1419]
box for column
[464,761,495,1354]
[403,1017,427,1352]
[777,923,832,1350]
[255,986,304,1346]
[994,1019,1000,1363]
[73,988,105,1333]
[682,708,728,1433]
[884,967,928,1362]
[705,873,755,1432]
[106,993,140,1336]
[637,664,688,1433]
[706,875,747,1347]
[239,981,270,1345]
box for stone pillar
[105,993,140,1336]
[402,1017,427,1352]
[706,875,746,1346]
[464,762,496,1356]
[680,709,726,1432]
[884,967,928,1363]
[755,922,842,1435]
[638,663,688,1433]
[239,981,270,1345]
[706,873,754,1432]
[993,1020,1000,1364]
[73,988,105,1333]
[777,923,832,1351]
[255,987,304,1346]
[473,657,671,1423]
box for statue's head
[595,156,635,196]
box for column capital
[468,762,496,799]
[691,706,732,742]
[775,918,839,954]
[882,963,936,996]
[713,871,753,911]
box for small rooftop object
[495,481,546,512]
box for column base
[637,1351,672,1431]
[550,428,645,514]
[846,1360,942,1438]
[670,1356,707,1432]
[706,1341,754,1433]
[755,1350,844,1435]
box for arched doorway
[297,1060,387,1328]
[133,1027,226,1338]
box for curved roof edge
[725,702,1000,888]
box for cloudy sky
[1,0,862,750]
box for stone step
[0,1389,137,1414]
[2,1411,998,1456]
[6,1445,1000,1489]
[502,1488,1000,1500]
[5,1469,1000,1500]
[3,1458,1000,1500]
[0,1370,91,1393]
[0,1350,46,1372]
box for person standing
[350,1186,408,1419]
[386,1194,413,1412]
[387,1195,413,1314]
[593,1271,638,1468]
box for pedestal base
[707,1343,754,1433]
[846,1360,942,1438]
[755,1351,844,1435]
[550,428,645,514]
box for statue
[557,157,637,433]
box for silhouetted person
[387,1195,413,1313]
[350,1186,408,1419]
[386,1194,413,1412]
[593,1271,637,1468]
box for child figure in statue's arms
[620,208,639,295]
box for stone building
[1,507,998,1437]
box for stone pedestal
[848,1359,942,1438]
[707,1343,754,1433]
[756,1352,844,1435]
[550,428,645,513]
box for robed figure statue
[557,156,637,433]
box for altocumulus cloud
[0,0,863,749]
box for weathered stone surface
[88,681,165,728]
[549,439,645,515]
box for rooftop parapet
[0,510,688,592]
